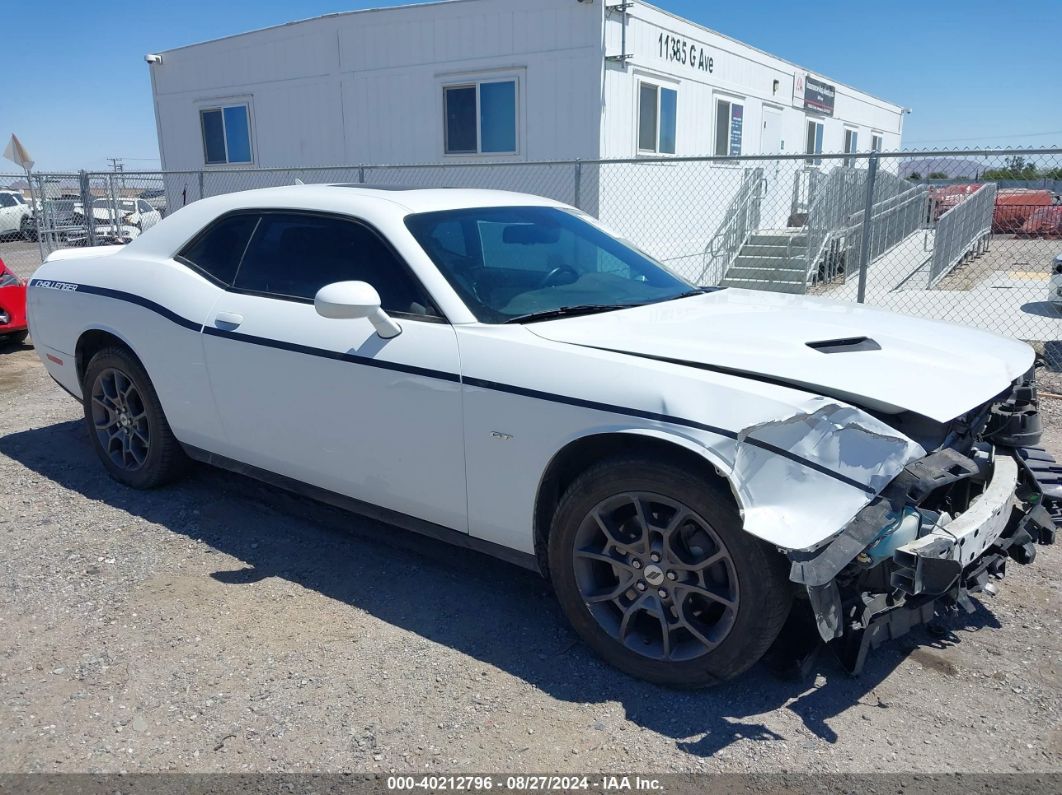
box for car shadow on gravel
[0,419,1004,759]
[0,339,31,355]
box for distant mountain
[899,158,983,179]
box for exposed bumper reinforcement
[891,455,1018,595]
[777,446,1059,676]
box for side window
[200,104,253,165]
[233,213,435,316]
[714,99,744,157]
[638,82,677,155]
[137,200,153,214]
[843,128,858,167]
[443,79,518,155]
[0,194,15,208]
[177,213,260,286]
[805,119,824,166]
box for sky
[1,0,1057,171]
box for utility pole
[107,157,125,195]
[105,157,125,231]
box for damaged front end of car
[780,369,1059,676]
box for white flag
[3,134,34,170]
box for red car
[0,256,28,346]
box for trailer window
[200,104,253,165]
[444,79,518,155]
[844,128,859,167]
[805,119,824,166]
[638,82,677,155]
[714,99,744,157]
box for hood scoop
[806,336,882,354]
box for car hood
[525,289,1034,423]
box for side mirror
[314,281,402,339]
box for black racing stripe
[464,378,874,494]
[462,376,739,440]
[31,280,202,332]
[571,342,827,398]
[741,438,876,493]
[43,280,875,493]
[203,325,461,383]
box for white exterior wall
[600,3,904,159]
[151,0,604,171]
[149,0,904,277]
[593,3,904,268]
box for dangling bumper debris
[785,426,1058,675]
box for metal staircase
[720,230,809,293]
[717,166,928,295]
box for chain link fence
[2,148,1060,365]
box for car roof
[297,183,564,213]
[123,183,568,259]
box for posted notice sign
[793,74,836,117]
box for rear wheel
[82,347,188,488]
[548,457,792,687]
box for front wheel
[82,347,188,488]
[548,457,792,687]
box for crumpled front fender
[726,396,925,551]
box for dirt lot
[1,325,1060,774]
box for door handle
[214,311,244,328]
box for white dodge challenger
[27,185,1059,685]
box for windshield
[405,206,695,323]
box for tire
[1,330,28,347]
[82,346,188,488]
[548,457,792,687]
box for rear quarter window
[176,213,260,286]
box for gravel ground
[0,333,1060,775]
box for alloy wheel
[90,367,150,471]
[572,492,740,661]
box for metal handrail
[697,167,763,284]
[802,167,929,288]
[927,182,996,287]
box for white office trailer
[148,0,905,281]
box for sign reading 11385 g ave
[657,32,715,73]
